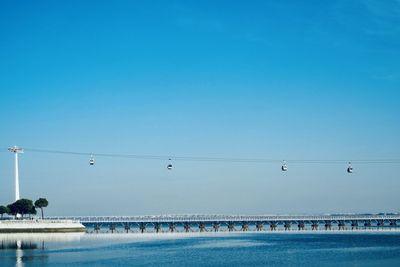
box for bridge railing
[46,214,400,223]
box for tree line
[0,198,48,219]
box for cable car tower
[8,146,24,201]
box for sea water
[1,232,400,266]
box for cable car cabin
[347,162,353,173]
[281,161,287,171]
[89,155,95,165]
[167,158,172,170]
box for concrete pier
[46,214,400,234]
[0,220,85,233]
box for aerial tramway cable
[2,147,400,172]
[11,147,399,164]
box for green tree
[0,205,9,219]
[7,203,17,218]
[7,199,35,218]
[34,198,49,219]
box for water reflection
[0,233,84,267]
[1,240,37,250]
[16,242,23,267]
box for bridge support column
[212,223,220,232]
[256,222,264,231]
[377,220,384,229]
[94,224,101,234]
[109,223,116,233]
[154,223,161,233]
[228,222,235,232]
[351,221,358,230]
[169,223,176,233]
[199,222,206,232]
[241,222,249,232]
[139,222,146,233]
[338,221,345,230]
[124,223,131,233]
[298,222,305,231]
[311,222,318,231]
[184,223,191,233]
[284,222,291,231]
[270,223,277,231]
[324,222,331,231]
[364,220,371,229]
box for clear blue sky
[0,0,399,216]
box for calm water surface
[1,232,400,266]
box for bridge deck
[47,214,400,224]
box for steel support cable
[1,147,400,164]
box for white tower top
[8,146,24,154]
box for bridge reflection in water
[47,214,400,233]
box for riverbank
[0,220,86,233]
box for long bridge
[47,214,400,233]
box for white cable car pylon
[8,146,24,202]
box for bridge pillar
[241,222,249,232]
[124,223,131,233]
[298,222,305,231]
[377,220,384,229]
[256,222,264,231]
[212,223,220,232]
[184,223,191,233]
[228,222,235,232]
[324,221,332,231]
[199,222,206,232]
[109,223,116,233]
[94,224,101,234]
[338,221,345,230]
[364,220,371,229]
[154,223,161,233]
[311,221,318,231]
[351,221,358,230]
[139,222,146,233]
[169,223,176,233]
[270,223,277,231]
[284,222,291,231]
